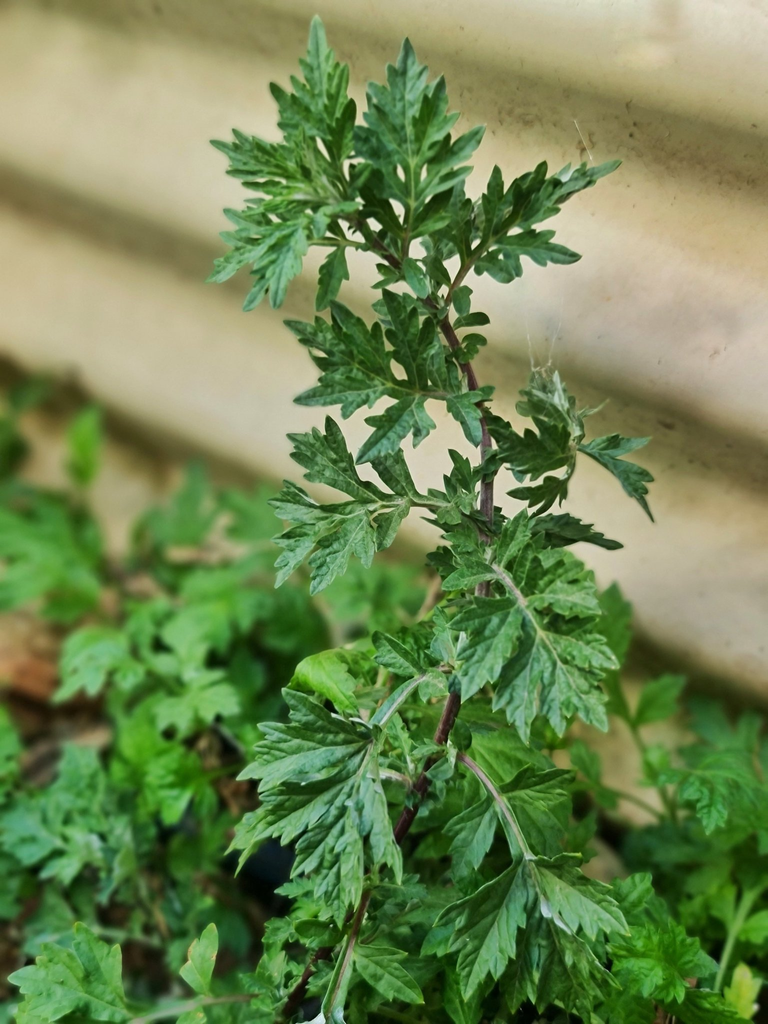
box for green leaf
[358,395,436,463]
[56,626,144,703]
[570,739,618,809]
[475,228,580,283]
[402,257,430,298]
[431,862,528,995]
[154,674,240,737]
[290,649,370,713]
[180,923,218,996]
[354,945,423,1004]
[443,968,483,1024]
[270,462,412,593]
[432,854,623,999]
[372,631,429,677]
[355,39,482,227]
[0,495,102,622]
[446,389,493,446]
[658,746,768,833]
[288,417,388,502]
[486,371,653,519]
[274,16,356,161]
[445,795,498,880]
[9,923,129,1022]
[65,406,102,488]
[724,963,761,1019]
[579,434,654,520]
[232,691,401,922]
[316,247,350,310]
[596,582,633,721]
[486,370,584,514]
[451,597,524,699]
[610,921,716,1004]
[671,989,746,1024]
[489,547,617,739]
[530,512,622,551]
[739,909,768,944]
[433,756,624,1000]
[633,673,686,727]
[292,305,393,417]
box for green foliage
[9,923,129,1022]
[4,17,765,1024]
[0,387,423,1021]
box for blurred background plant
[0,378,426,1018]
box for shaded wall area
[1,0,767,698]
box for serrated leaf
[445,796,498,880]
[579,434,654,520]
[232,691,400,922]
[354,39,482,230]
[154,677,240,737]
[316,247,350,310]
[354,945,423,1004]
[489,550,617,739]
[658,746,768,833]
[670,989,746,1024]
[56,626,144,703]
[358,395,436,463]
[289,418,388,503]
[372,631,427,677]
[610,921,716,1004]
[9,924,129,1022]
[431,863,529,995]
[531,512,622,551]
[451,597,524,699]
[446,389,493,446]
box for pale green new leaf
[724,963,761,1019]
[290,648,372,713]
[65,406,102,489]
[180,923,218,996]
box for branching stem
[281,225,498,1019]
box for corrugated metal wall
[1,0,767,697]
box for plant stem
[323,893,371,1014]
[611,788,665,821]
[457,752,533,857]
[628,723,679,824]
[281,218,499,1022]
[715,885,761,992]
[130,993,254,1023]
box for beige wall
[1,0,767,698]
